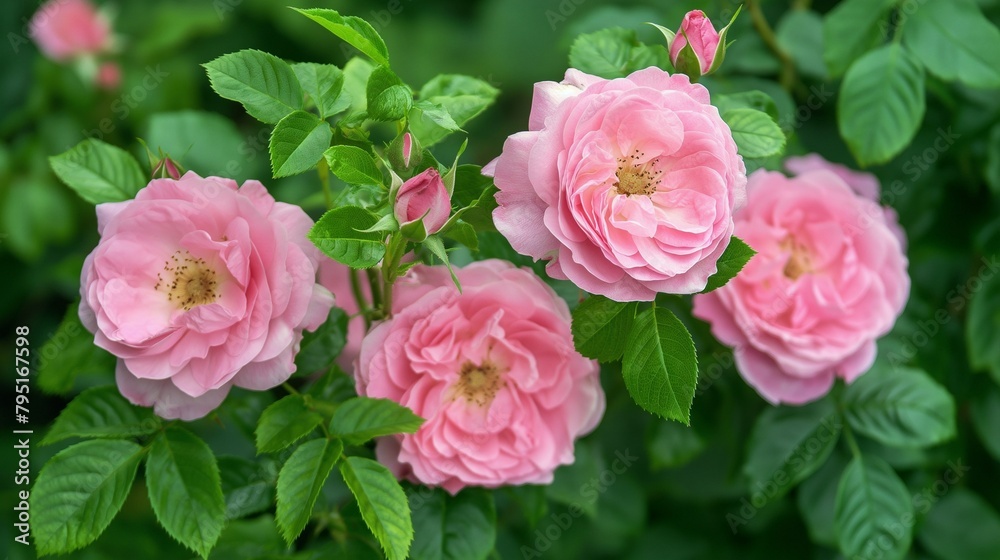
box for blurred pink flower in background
[30,0,111,61]
[96,61,121,90]
[356,260,605,493]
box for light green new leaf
[324,145,383,186]
[309,205,387,269]
[292,8,389,66]
[330,397,425,446]
[31,440,145,556]
[571,296,638,363]
[834,456,913,560]
[275,438,344,544]
[292,62,349,118]
[204,49,303,124]
[410,75,499,146]
[146,428,226,559]
[269,110,332,177]
[367,65,412,122]
[42,385,160,445]
[340,456,414,560]
[622,307,699,424]
[838,44,925,166]
[255,394,324,454]
[50,139,146,204]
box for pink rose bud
[670,10,722,78]
[402,132,413,168]
[394,168,450,235]
[30,0,111,61]
[96,61,121,90]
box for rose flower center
[781,238,813,280]
[155,250,221,311]
[614,150,662,197]
[453,360,504,408]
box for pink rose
[692,168,909,405]
[486,67,746,301]
[394,168,450,235]
[670,10,722,76]
[80,172,335,420]
[356,260,605,493]
[30,0,111,61]
[96,61,121,90]
[318,259,369,373]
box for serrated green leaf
[295,308,349,375]
[843,366,956,448]
[408,487,496,560]
[269,110,332,177]
[37,302,115,395]
[918,488,1000,560]
[324,145,383,186]
[218,456,275,521]
[276,438,344,544]
[834,456,913,560]
[292,8,389,66]
[367,66,412,122]
[702,236,757,293]
[146,427,226,559]
[330,397,424,445]
[292,62,348,118]
[255,395,324,454]
[571,296,638,363]
[204,49,303,124]
[309,205,387,268]
[743,396,841,501]
[569,27,643,79]
[31,440,145,556]
[622,307,699,424]
[49,139,146,204]
[721,108,786,159]
[340,456,413,560]
[838,44,925,166]
[441,220,478,251]
[823,0,897,77]
[410,75,498,146]
[902,0,1000,89]
[42,385,160,445]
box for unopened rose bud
[388,131,422,172]
[653,8,740,81]
[394,168,450,235]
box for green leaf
[967,262,1000,385]
[442,220,478,251]
[701,236,756,293]
[292,8,390,66]
[218,456,275,521]
[834,456,913,560]
[971,384,1000,462]
[843,365,956,448]
[450,165,498,232]
[269,110,332,178]
[324,145,383,186]
[146,427,226,558]
[255,395,324,454]
[822,0,897,77]
[409,487,496,560]
[210,515,286,560]
[714,91,779,122]
[742,396,841,501]
[777,10,827,79]
[410,75,499,147]
[622,307,699,424]
[330,397,425,445]
[340,456,414,560]
[838,44,926,166]
[37,302,115,395]
[902,0,1000,89]
[424,235,460,290]
[204,49,303,124]
[569,27,653,79]
[31,440,145,556]
[309,205,387,268]
[366,66,412,122]
[275,438,344,544]
[49,139,146,204]
[42,386,160,445]
[571,296,638,363]
[797,451,850,547]
[292,62,349,118]
[295,308,349,374]
[721,108,786,159]
[646,420,706,470]
[918,488,1000,560]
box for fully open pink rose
[486,67,746,301]
[80,172,335,420]
[670,10,722,76]
[30,0,111,61]
[318,259,369,373]
[692,167,909,405]
[356,260,605,493]
[394,168,450,235]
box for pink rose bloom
[394,168,450,235]
[96,61,121,90]
[692,168,909,405]
[356,260,605,493]
[79,172,335,420]
[30,0,111,61]
[670,10,722,76]
[318,259,369,373]
[486,67,746,302]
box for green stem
[366,268,383,317]
[747,0,797,92]
[349,268,371,330]
[282,382,300,396]
[842,419,863,460]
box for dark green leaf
[218,456,275,521]
[721,108,786,159]
[255,395,324,454]
[324,145,383,186]
[571,296,638,363]
[408,487,496,560]
[295,308,349,375]
[622,307,699,424]
[276,438,344,544]
[340,456,414,560]
[309,205,387,268]
[37,302,115,395]
[269,110,332,177]
[701,236,757,293]
[834,456,913,560]
[918,488,1000,560]
[204,49,303,124]
[42,385,160,445]
[330,397,424,445]
[967,263,1000,385]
